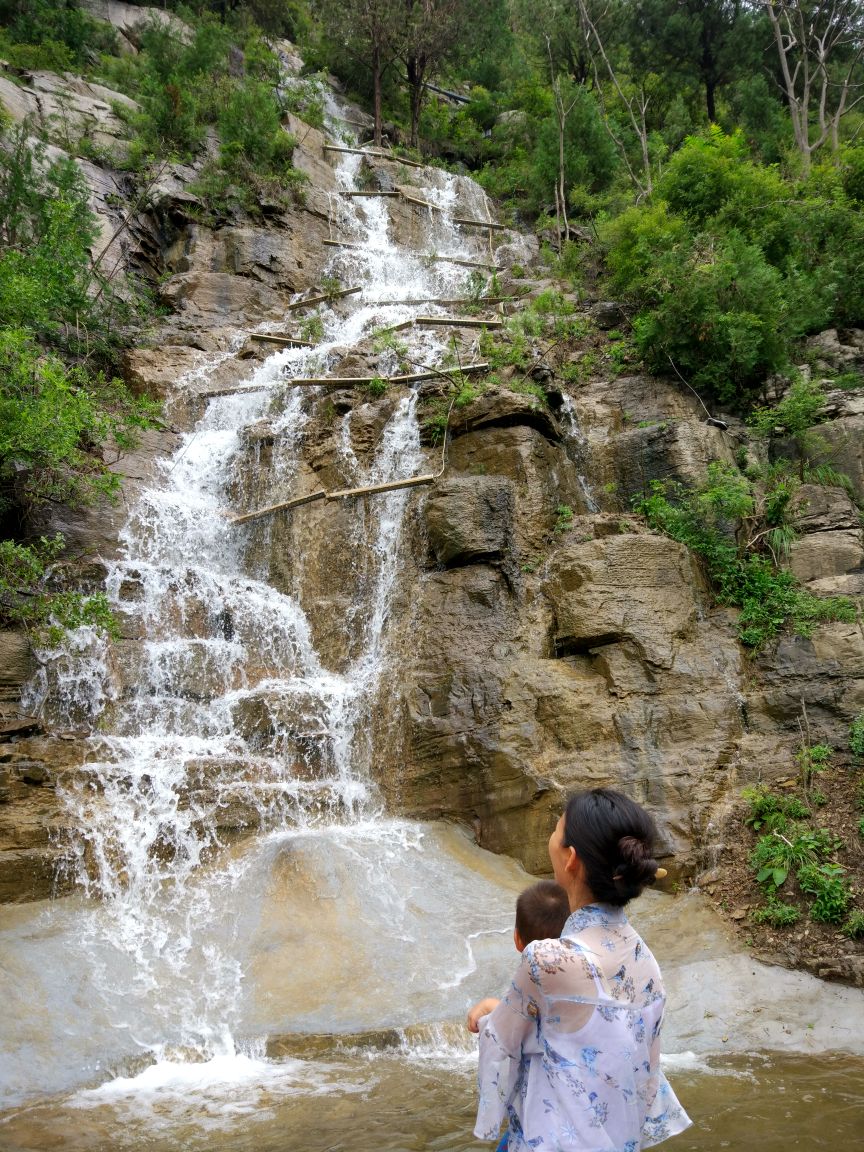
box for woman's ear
[565,845,581,877]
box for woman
[468,788,691,1151]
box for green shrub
[636,467,855,648]
[850,713,864,760]
[842,909,864,939]
[742,786,809,830]
[0,535,117,643]
[750,826,838,888]
[0,0,116,67]
[0,329,157,514]
[630,230,789,407]
[750,897,800,927]
[797,862,852,924]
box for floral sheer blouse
[474,903,691,1152]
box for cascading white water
[559,393,600,513]
[3,109,524,1108]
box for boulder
[788,530,864,584]
[424,476,515,567]
[544,533,700,668]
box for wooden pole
[327,474,436,500]
[376,319,416,333]
[453,217,509,231]
[247,333,316,347]
[342,190,401,198]
[322,144,425,169]
[287,363,489,387]
[228,476,436,522]
[321,240,497,270]
[400,192,441,211]
[414,316,504,329]
[371,297,511,306]
[287,286,362,310]
[198,383,270,399]
[229,490,328,525]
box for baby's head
[514,880,570,952]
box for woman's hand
[466,997,501,1033]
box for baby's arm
[466,997,501,1033]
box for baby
[468,880,571,1152]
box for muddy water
[1,1035,861,1150]
[2,837,863,1150]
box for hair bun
[614,835,659,892]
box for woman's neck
[566,878,597,912]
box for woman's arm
[473,953,540,1140]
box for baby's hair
[515,880,571,945]
[562,788,660,906]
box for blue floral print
[474,903,691,1151]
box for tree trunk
[407,56,425,150]
[705,78,716,124]
[373,43,383,147]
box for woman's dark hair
[562,788,659,906]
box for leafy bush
[0,330,157,514]
[0,0,116,69]
[636,465,856,648]
[742,786,808,831]
[850,712,864,760]
[842,909,864,939]
[750,826,839,888]
[750,897,800,927]
[797,862,851,924]
[0,535,117,643]
[601,128,864,410]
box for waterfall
[2,109,525,1107]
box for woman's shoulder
[520,935,599,987]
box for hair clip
[655,867,667,880]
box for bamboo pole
[400,192,441,211]
[321,240,497,270]
[342,190,401,197]
[328,474,436,500]
[376,319,416,333]
[287,362,489,387]
[198,383,270,399]
[414,316,504,329]
[371,296,511,306]
[229,490,328,525]
[247,333,317,347]
[453,217,509,231]
[286,286,362,310]
[228,475,435,523]
[322,144,425,168]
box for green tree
[400,0,483,149]
[314,0,405,145]
[628,0,758,122]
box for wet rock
[424,477,515,567]
[434,384,561,444]
[446,423,587,554]
[544,533,700,668]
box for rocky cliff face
[2,43,863,908]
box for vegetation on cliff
[1,1,862,650]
